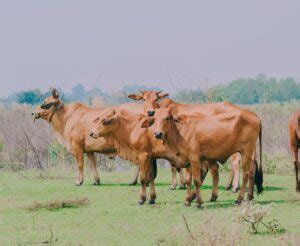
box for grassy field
[0,168,299,245]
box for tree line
[1,75,300,106]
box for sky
[0,0,299,96]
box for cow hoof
[169,185,176,190]
[235,200,242,205]
[225,185,232,191]
[194,203,202,209]
[148,199,155,205]
[93,180,100,186]
[184,201,191,207]
[138,199,146,205]
[296,185,300,192]
[129,181,138,186]
[75,181,83,186]
[232,187,239,193]
[179,184,186,190]
[210,196,218,202]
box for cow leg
[87,152,100,185]
[138,157,151,205]
[236,155,251,204]
[74,149,84,186]
[149,163,157,204]
[190,159,204,208]
[129,166,140,186]
[184,165,195,206]
[291,145,300,192]
[225,169,234,191]
[170,166,177,190]
[209,163,219,202]
[179,168,187,189]
[231,156,240,193]
[247,159,256,201]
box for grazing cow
[288,110,300,192]
[90,107,220,205]
[142,107,263,207]
[32,88,119,185]
[128,90,241,192]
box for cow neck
[110,116,139,145]
[49,104,68,137]
[166,120,188,154]
[159,98,175,108]
[108,116,141,163]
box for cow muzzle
[155,131,163,139]
[147,110,155,117]
[32,112,40,122]
[89,132,99,139]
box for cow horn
[157,90,163,95]
[139,89,145,95]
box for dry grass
[26,197,89,211]
[156,214,243,246]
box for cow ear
[93,117,100,123]
[50,87,59,98]
[141,118,155,128]
[128,94,143,100]
[158,93,169,99]
[103,111,117,125]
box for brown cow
[90,107,220,205]
[288,110,300,192]
[128,90,241,193]
[142,107,263,207]
[32,88,119,185]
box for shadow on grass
[93,183,285,192]
[204,199,287,209]
[263,186,286,191]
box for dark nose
[147,110,155,116]
[155,132,163,139]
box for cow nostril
[31,113,34,116]
[89,133,94,137]
[147,110,155,116]
[155,132,163,139]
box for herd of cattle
[32,88,300,207]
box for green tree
[17,89,43,105]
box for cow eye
[41,103,52,109]
[166,117,170,120]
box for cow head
[32,88,63,122]
[141,108,183,141]
[90,110,117,139]
[128,90,169,116]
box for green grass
[0,168,299,245]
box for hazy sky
[0,0,299,96]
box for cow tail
[151,159,158,181]
[255,122,263,194]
